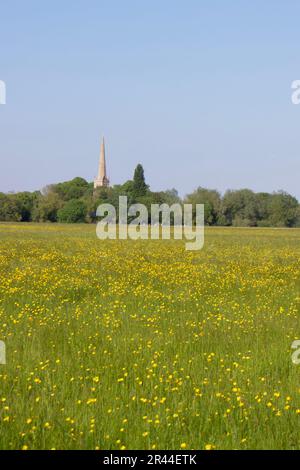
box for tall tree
[132,164,148,199]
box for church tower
[94,137,110,188]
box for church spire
[94,137,110,188]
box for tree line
[0,164,299,227]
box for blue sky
[1,0,300,198]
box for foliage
[132,164,149,199]
[32,191,62,222]
[57,199,87,223]
[184,187,221,225]
[0,166,299,227]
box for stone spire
[94,137,109,188]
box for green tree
[255,192,273,226]
[15,191,39,221]
[0,193,21,221]
[185,187,221,225]
[52,177,90,201]
[132,164,148,199]
[57,199,87,223]
[32,191,62,222]
[222,189,258,226]
[267,191,299,227]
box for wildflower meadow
[0,223,300,450]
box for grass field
[0,223,300,450]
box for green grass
[0,223,300,449]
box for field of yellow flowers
[0,223,300,449]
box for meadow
[0,223,300,450]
